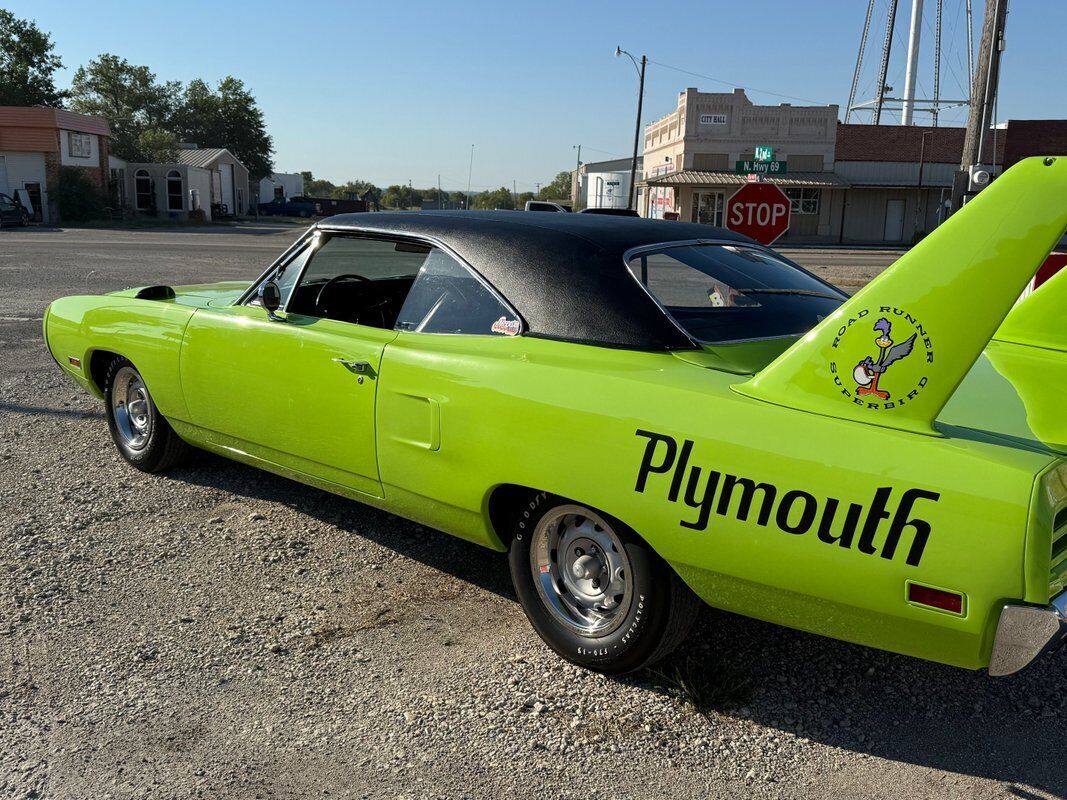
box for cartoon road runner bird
[853,318,917,400]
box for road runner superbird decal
[634,429,940,566]
[829,307,935,411]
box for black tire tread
[643,571,703,668]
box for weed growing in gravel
[645,655,752,715]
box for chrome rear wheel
[529,505,633,637]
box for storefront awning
[642,170,851,189]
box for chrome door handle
[332,358,370,373]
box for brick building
[0,107,112,224]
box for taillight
[907,582,965,615]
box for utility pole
[573,144,582,209]
[466,144,474,209]
[951,0,1009,214]
[513,180,518,210]
[437,174,442,209]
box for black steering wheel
[313,275,381,324]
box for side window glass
[285,236,432,328]
[395,250,520,336]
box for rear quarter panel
[378,333,1052,669]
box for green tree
[301,171,337,197]
[517,191,535,207]
[473,187,514,210]
[69,54,180,161]
[172,77,273,180]
[538,171,572,202]
[338,179,379,199]
[0,10,65,107]
[135,128,178,163]
[449,191,469,208]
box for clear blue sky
[10,0,1065,190]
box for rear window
[626,243,845,343]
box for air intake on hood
[134,285,176,300]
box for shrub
[55,167,107,222]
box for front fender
[45,296,195,421]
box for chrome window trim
[235,226,320,306]
[276,227,525,336]
[621,239,845,347]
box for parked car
[258,196,319,218]
[578,207,640,217]
[44,157,1067,676]
[525,200,572,212]
[0,193,30,227]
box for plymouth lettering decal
[634,429,939,566]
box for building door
[219,163,235,215]
[883,199,906,241]
[24,183,43,222]
[692,191,725,226]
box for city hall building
[638,87,1067,245]
[639,88,847,241]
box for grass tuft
[645,654,752,715]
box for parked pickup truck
[257,196,320,218]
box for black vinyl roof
[318,210,757,350]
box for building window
[786,188,821,215]
[135,169,153,210]
[166,170,183,211]
[68,132,92,158]
[692,191,725,226]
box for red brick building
[0,107,112,223]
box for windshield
[626,243,846,343]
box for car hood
[109,281,249,309]
[937,340,1066,455]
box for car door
[0,194,18,225]
[179,231,431,498]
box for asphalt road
[2,225,1065,800]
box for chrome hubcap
[530,505,633,636]
[111,367,153,450]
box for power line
[647,59,832,106]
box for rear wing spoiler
[736,156,1067,436]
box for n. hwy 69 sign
[725,183,791,245]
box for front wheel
[103,357,190,473]
[508,496,701,674]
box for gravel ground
[1,225,1065,800]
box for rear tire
[508,494,701,674]
[103,357,190,473]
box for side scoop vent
[134,285,176,300]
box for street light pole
[573,144,582,209]
[616,46,647,211]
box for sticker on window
[491,317,521,336]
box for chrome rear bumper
[988,591,1067,676]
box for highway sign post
[725,182,791,245]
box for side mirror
[259,281,284,321]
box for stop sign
[725,183,791,245]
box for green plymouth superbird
[44,156,1067,675]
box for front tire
[508,495,701,674]
[103,357,189,473]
